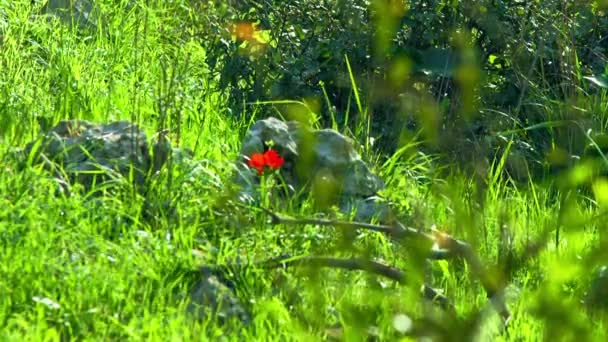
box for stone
[187,270,251,325]
[24,120,170,191]
[340,196,392,223]
[236,117,389,222]
[239,118,300,158]
[587,265,608,309]
[43,0,101,31]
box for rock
[239,118,300,158]
[340,196,392,223]
[587,265,608,309]
[187,270,250,324]
[236,117,388,221]
[43,0,101,30]
[24,120,170,191]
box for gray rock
[43,0,101,30]
[239,118,300,158]
[340,196,392,223]
[24,120,169,191]
[187,273,250,324]
[587,265,608,309]
[237,117,388,221]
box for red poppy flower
[247,149,284,175]
[263,149,284,170]
[248,152,267,175]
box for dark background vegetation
[191,0,608,182]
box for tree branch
[259,207,511,324]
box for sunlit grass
[0,1,607,341]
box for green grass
[1,1,608,340]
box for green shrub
[193,0,608,181]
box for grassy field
[1,1,608,341]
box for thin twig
[263,255,406,281]
[259,207,511,324]
[260,207,452,255]
[266,255,454,311]
[431,229,510,322]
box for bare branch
[259,206,430,241]
[263,254,454,311]
[259,207,511,324]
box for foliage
[1,0,608,340]
[195,0,608,180]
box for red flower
[248,152,267,175]
[263,149,284,170]
[247,149,284,175]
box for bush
[190,0,608,181]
